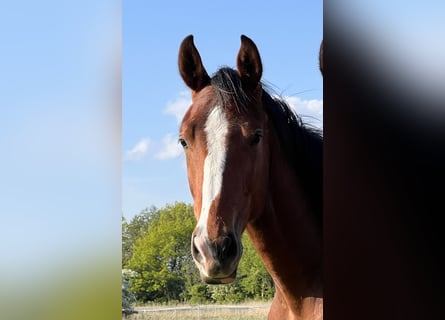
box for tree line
[122,202,274,304]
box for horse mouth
[199,269,237,284]
[191,231,243,285]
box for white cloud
[124,92,189,162]
[154,133,183,160]
[282,96,323,129]
[164,91,191,124]
[124,138,150,161]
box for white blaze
[197,105,229,238]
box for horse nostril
[217,234,238,260]
[222,236,232,253]
[192,236,202,262]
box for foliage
[122,202,274,304]
[125,203,196,302]
[187,283,211,304]
[122,206,158,266]
[238,234,275,300]
[122,269,137,315]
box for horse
[177,35,323,319]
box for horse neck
[246,125,323,318]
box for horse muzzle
[191,231,242,284]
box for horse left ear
[237,35,263,90]
[178,35,211,92]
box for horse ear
[237,35,263,90]
[178,35,211,92]
[319,40,324,76]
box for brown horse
[178,35,323,319]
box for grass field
[125,302,271,320]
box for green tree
[122,269,137,316]
[238,234,275,300]
[209,281,245,303]
[123,202,274,304]
[186,283,211,304]
[126,202,197,302]
[122,206,158,266]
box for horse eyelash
[250,130,263,146]
[178,137,188,149]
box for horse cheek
[185,151,205,221]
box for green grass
[125,302,271,320]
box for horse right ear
[237,35,263,91]
[178,35,210,92]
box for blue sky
[123,0,323,220]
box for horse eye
[178,138,188,149]
[250,130,263,146]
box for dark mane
[263,92,323,229]
[211,67,250,113]
[211,67,323,228]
